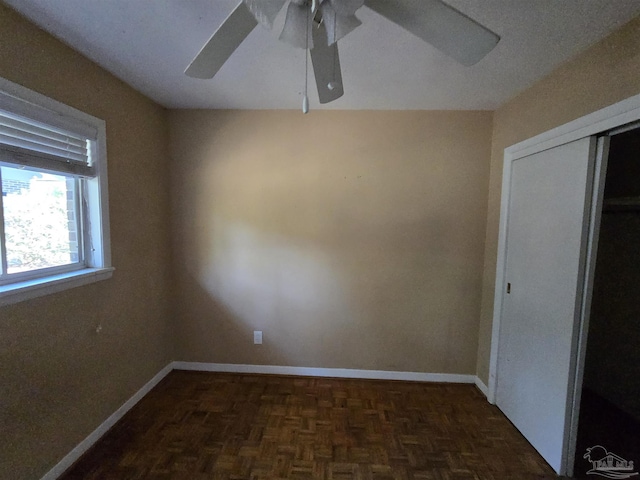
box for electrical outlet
[253,331,262,345]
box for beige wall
[169,110,492,374]
[476,16,640,383]
[4,0,638,475]
[0,5,174,479]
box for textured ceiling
[4,0,640,110]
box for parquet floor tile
[59,371,558,479]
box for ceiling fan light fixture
[245,0,364,50]
[327,0,364,17]
[279,1,315,49]
[243,0,287,29]
[320,2,361,45]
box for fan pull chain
[302,1,310,114]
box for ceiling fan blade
[185,2,258,79]
[310,22,344,104]
[279,1,314,49]
[364,0,499,66]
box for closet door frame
[488,93,640,477]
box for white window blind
[0,93,97,177]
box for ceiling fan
[185,0,500,110]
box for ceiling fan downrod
[303,0,311,113]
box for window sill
[0,267,114,307]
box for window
[0,77,112,306]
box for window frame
[0,77,113,306]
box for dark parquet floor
[60,371,557,480]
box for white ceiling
[4,0,640,110]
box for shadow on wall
[176,214,458,369]
[178,220,351,366]
[170,110,491,373]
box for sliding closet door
[496,137,596,474]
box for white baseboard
[173,361,477,384]
[42,361,485,479]
[475,376,489,397]
[41,363,173,480]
